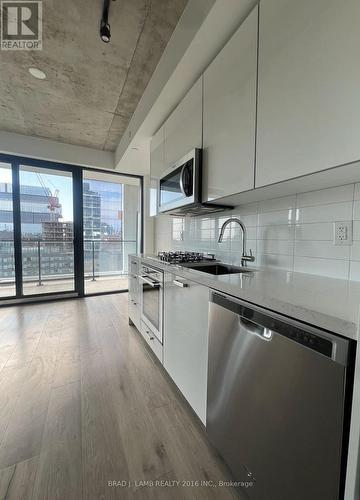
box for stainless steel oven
[139,264,163,343]
[158,149,201,213]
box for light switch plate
[334,221,353,246]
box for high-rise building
[42,221,73,241]
[83,182,101,240]
[0,183,72,282]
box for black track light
[100,0,111,43]
[100,20,111,43]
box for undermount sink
[182,263,253,275]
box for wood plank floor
[0,294,239,500]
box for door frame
[0,153,144,304]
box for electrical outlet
[334,221,353,246]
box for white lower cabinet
[140,321,163,363]
[164,274,209,425]
[128,258,141,331]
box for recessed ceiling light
[28,67,46,80]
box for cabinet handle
[139,275,161,288]
[173,279,188,288]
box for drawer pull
[145,329,154,340]
[173,279,188,288]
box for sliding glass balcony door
[19,165,75,295]
[0,154,142,303]
[83,171,141,295]
[0,163,16,298]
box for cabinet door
[150,127,165,217]
[128,256,140,329]
[202,7,258,201]
[128,274,140,330]
[164,78,202,168]
[164,275,209,424]
[256,0,360,187]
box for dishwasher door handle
[239,317,273,341]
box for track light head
[100,0,111,43]
[100,20,111,43]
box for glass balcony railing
[83,239,137,281]
[0,238,137,297]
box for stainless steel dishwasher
[207,292,353,500]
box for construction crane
[35,173,62,212]
[47,188,61,212]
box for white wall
[155,183,360,281]
[0,131,114,170]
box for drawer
[129,297,140,331]
[140,321,163,363]
[129,274,139,298]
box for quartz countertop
[136,254,360,340]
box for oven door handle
[139,275,161,288]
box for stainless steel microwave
[158,149,201,214]
[158,148,232,216]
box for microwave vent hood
[158,148,234,216]
[164,202,233,217]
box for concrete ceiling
[0,0,188,151]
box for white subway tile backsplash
[258,195,296,213]
[294,256,349,280]
[235,214,258,227]
[155,182,360,282]
[235,202,259,215]
[296,185,354,208]
[295,240,350,260]
[353,221,360,241]
[258,239,294,256]
[295,202,353,223]
[350,241,360,261]
[257,225,295,240]
[350,261,360,281]
[258,209,295,226]
[295,222,333,241]
[258,254,293,271]
[353,200,360,220]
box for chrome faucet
[218,218,255,267]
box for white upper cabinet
[164,77,203,168]
[149,126,165,216]
[256,0,360,187]
[202,7,258,202]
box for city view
[0,165,138,296]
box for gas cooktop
[156,251,214,264]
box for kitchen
[129,0,360,498]
[0,0,359,499]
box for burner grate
[157,251,209,264]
